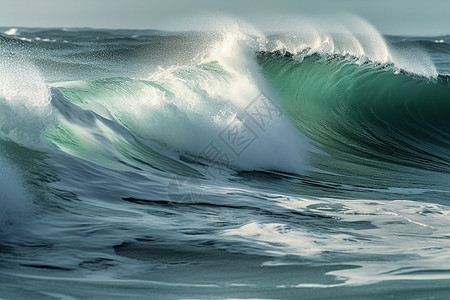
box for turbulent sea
[0,19,449,299]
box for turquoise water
[0,22,449,299]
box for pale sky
[1,0,449,35]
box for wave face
[1,19,450,299]
[259,53,450,172]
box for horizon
[1,25,449,38]
[0,0,449,36]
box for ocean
[0,21,449,299]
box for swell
[3,26,448,178]
[258,52,450,172]
[45,53,450,177]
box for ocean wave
[0,21,447,178]
[42,29,449,178]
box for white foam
[0,53,54,147]
[18,37,32,42]
[223,222,326,256]
[34,37,57,43]
[223,196,450,286]
[4,28,18,36]
[264,14,392,64]
[263,14,438,77]
[184,13,395,65]
[389,44,438,77]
